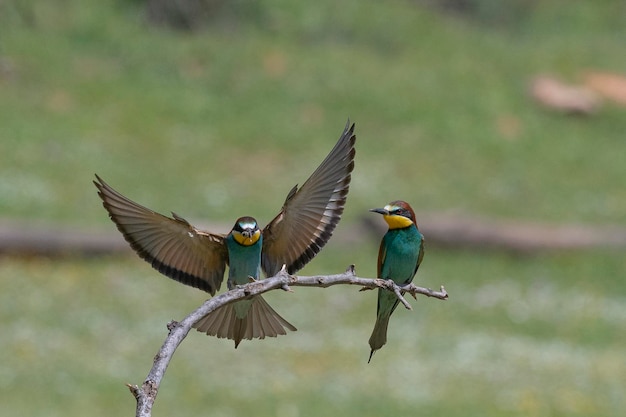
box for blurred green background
[1,0,625,416]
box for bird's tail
[368,314,391,363]
[193,295,297,348]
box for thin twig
[128,266,448,417]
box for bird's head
[370,200,416,230]
[231,216,261,246]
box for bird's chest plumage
[225,236,262,289]
[380,227,422,283]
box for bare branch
[129,267,448,416]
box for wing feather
[261,121,356,276]
[94,175,227,295]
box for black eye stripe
[391,208,412,220]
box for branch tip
[126,383,140,399]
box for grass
[2,0,626,225]
[1,248,625,416]
[1,0,625,416]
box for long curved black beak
[369,207,389,215]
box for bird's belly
[382,247,419,283]
[227,250,262,289]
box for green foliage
[1,0,625,416]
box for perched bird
[94,121,356,347]
[368,201,424,363]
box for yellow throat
[383,214,414,230]
[233,229,261,246]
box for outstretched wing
[261,121,356,276]
[94,175,228,295]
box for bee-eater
[94,121,356,347]
[368,200,424,362]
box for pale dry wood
[584,71,626,106]
[3,214,626,257]
[127,266,448,417]
[530,75,600,115]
